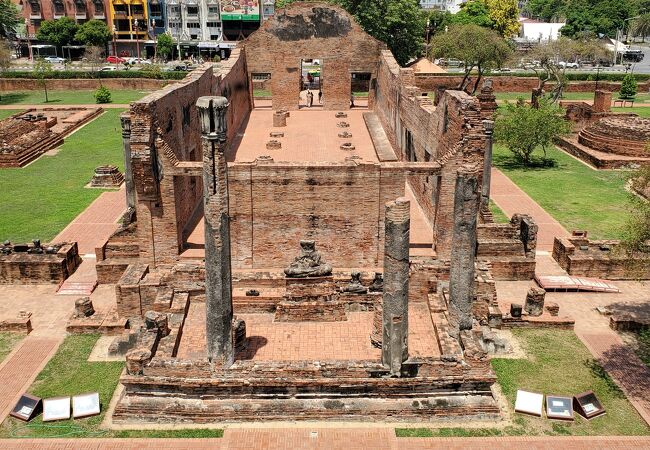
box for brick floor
[2,433,650,449]
[490,169,569,251]
[178,302,439,361]
[53,187,126,256]
[0,336,62,422]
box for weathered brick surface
[242,3,385,111]
[0,78,170,92]
[0,242,81,284]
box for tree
[33,58,54,103]
[0,0,19,39]
[560,0,638,38]
[157,33,174,61]
[84,46,105,81]
[494,99,571,166]
[631,13,650,41]
[0,39,11,74]
[524,0,566,22]
[484,0,520,37]
[619,73,638,99]
[429,24,512,93]
[36,17,79,51]
[450,0,494,28]
[75,19,111,47]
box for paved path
[1,433,650,449]
[0,336,62,422]
[490,168,569,251]
[0,104,131,110]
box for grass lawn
[495,92,650,104]
[612,106,650,118]
[0,109,21,120]
[493,144,631,239]
[253,89,272,98]
[0,334,223,439]
[396,329,650,437]
[489,199,510,223]
[0,333,23,363]
[0,109,125,243]
[0,89,150,105]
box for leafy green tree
[495,99,571,165]
[94,85,112,104]
[450,0,494,28]
[0,38,11,73]
[619,73,638,99]
[33,58,54,103]
[75,19,111,47]
[524,0,566,22]
[156,33,174,61]
[430,24,512,93]
[561,0,638,38]
[631,13,650,41]
[425,9,453,35]
[485,0,520,37]
[0,0,20,38]
[36,17,79,51]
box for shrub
[94,85,112,104]
[619,74,638,100]
[212,55,221,63]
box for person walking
[308,90,314,108]
[318,89,323,104]
[350,93,355,108]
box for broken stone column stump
[74,297,95,318]
[144,310,170,337]
[545,301,560,317]
[233,318,247,352]
[370,297,383,348]
[273,111,287,127]
[524,287,546,317]
[125,348,152,375]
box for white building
[520,19,565,41]
[420,0,466,14]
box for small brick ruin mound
[337,121,350,128]
[266,140,282,150]
[90,165,124,188]
[0,114,61,168]
[335,112,348,118]
[338,131,352,138]
[340,142,356,151]
[578,116,650,157]
[269,131,284,138]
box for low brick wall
[0,242,81,284]
[0,78,172,92]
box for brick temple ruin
[89,3,542,423]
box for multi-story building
[419,0,465,14]
[16,0,110,36]
[109,0,149,56]
[148,0,166,36]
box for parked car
[106,55,126,64]
[44,56,65,64]
[100,66,117,72]
[558,61,579,69]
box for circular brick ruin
[337,121,350,128]
[578,116,650,157]
[338,131,352,138]
[340,142,356,151]
[266,140,282,150]
[335,112,348,118]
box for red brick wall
[228,160,406,270]
[241,3,385,111]
[0,78,170,92]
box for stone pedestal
[126,348,151,375]
[382,198,410,376]
[90,165,124,188]
[233,318,247,352]
[276,276,345,322]
[524,287,546,317]
[545,302,560,317]
[144,310,170,337]
[74,297,95,318]
[593,90,612,113]
[273,111,287,127]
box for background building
[419,0,465,13]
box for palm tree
[631,14,650,42]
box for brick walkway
[490,168,569,251]
[0,104,131,110]
[0,336,62,422]
[1,432,650,449]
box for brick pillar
[593,90,612,113]
[480,120,495,211]
[448,165,480,339]
[382,197,410,376]
[197,96,234,367]
[476,79,498,120]
[120,113,136,212]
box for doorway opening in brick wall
[351,72,371,109]
[252,72,272,109]
[300,58,323,109]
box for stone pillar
[74,297,94,318]
[197,96,234,367]
[448,165,481,339]
[382,197,410,376]
[120,113,136,211]
[524,287,546,317]
[480,120,495,211]
[593,90,612,113]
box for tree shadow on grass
[493,151,558,171]
[0,92,30,105]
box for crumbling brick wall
[241,2,385,111]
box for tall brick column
[197,96,234,367]
[120,113,136,212]
[382,197,410,376]
[480,120,495,211]
[448,165,480,339]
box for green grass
[0,89,150,105]
[0,333,23,363]
[0,109,125,243]
[634,329,650,369]
[489,199,510,223]
[253,89,272,98]
[495,92,650,104]
[0,109,21,120]
[612,106,650,118]
[0,334,223,439]
[493,144,631,239]
[397,329,650,437]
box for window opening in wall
[405,129,415,162]
[351,72,370,109]
[300,58,323,109]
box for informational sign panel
[221,0,260,21]
[42,397,71,422]
[72,392,101,419]
[514,390,544,417]
[10,394,41,422]
[546,395,574,420]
